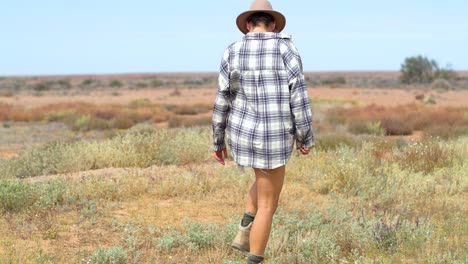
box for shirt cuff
[296,138,315,149]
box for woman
[212,1,314,263]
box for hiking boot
[231,221,252,252]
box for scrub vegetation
[0,107,467,263]
[0,73,467,263]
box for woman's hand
[300,146,312,155]
[213,148,228,165]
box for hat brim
[236,10,286,34]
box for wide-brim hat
[236,0,286,34]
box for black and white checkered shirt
[212,32,314,169]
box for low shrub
[183,77,214,87]
[423,125,468,139]
[168,116,212,128]
[150,78,166,87]
[0,128,211,178]
[90,246,128,264]
[395,138,455,174]
[109,80,124,88]
[171,104,212,115]
[380,118,413,135]
[315,132,362,151]
[0,102,173,129]
[0,179,36,212]
[348,121,385,136]
[129,98,152,108]
[431,78,452,91]
[328,104,468,137]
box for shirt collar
[243,32,291,40]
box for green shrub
[81,79,102,88]
[315,133,362,151]
[109,80,124,88]
[431,78,452,91]
[168,116,212,128]
[320,76,346,86]
[184,221,215,251]
[0,179,36,212]
[34,82,51,92]
[156,231,183,253]
[73,115,91,131]
[135,82,148,88]
[129,98,152,108]
[183,77,214,86]
[90,246,128,264]
[423,96,437,105]
[400,55,457,84]
[150,78,166,87]
[172,105,211,115]
[348,121,385,136]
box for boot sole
[231,242,249,253]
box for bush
[395,139,455,174]
[0,179,36,212]
[135,82,148,88]
[81,79,102,88]
[423,125,468,139]
[431,78,452,91]
[327,104,468,136]
[90,246,128,264]
[150,78,166,87]
[172,104,212,115]
[320,76,346,86]
[183,77,214,86]
[348,121,385,136]
[380,118,413,135]
[315,133,362,151]
[109,80,124,88]
[168,116,212,128]
[129,98,152,108]
[400,55,457,84]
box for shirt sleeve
[280,39,315,149]
[212,48,231,151]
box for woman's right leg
[249,166,286,256]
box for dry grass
[328,104,468,136]
[0,101,218,131]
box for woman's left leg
[245,181,258,215]
[232,180,258,252]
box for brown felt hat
[236,0,286,34]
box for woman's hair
[246,12,275,27]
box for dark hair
[246,12,275,27]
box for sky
[1,0,467,75]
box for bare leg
[245,181,258,214]
[249,166,285,256]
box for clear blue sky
[1,0,467,75]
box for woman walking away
[212,0,314,263]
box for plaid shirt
[212,32,314,169]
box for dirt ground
[1,87,468,108]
